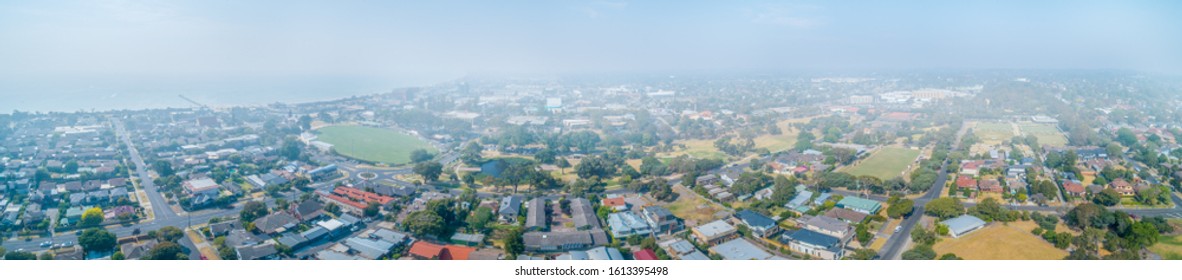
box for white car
[894,226,902,233]
[39,241,53,247]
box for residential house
[523,230,609,252]
[977,178,1003,193]
[499,196,522,223]
[1063,181,1086,197]
[709,238,773,260]
[409,241,477,260]
[525,198,547,231]
[836,197,881,214]
[1110,179,1134,196]
[253,212,299,235]
[236,243,280,260]
[642,206,683,235]
[782,229,845,260]
[570,198,600,230]
[692,220,737,246]
[733,210,780,238]
[607,211,652,238]
[802,215,852,241]
[823,208,868,224]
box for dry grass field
[932,221,1068,260]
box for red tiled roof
[322,193,367,210]
[956,176,977,188]
[633,249,657,260]
[441,245,475,260]
[409,242,444,259]
[333,186,395,205]
[409,241,476,260]
[1063,181,1085,194]
[603,197,626,207]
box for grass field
[932,221,1068,260]
[659,139,727,160]
[972,121,1016,146]
[315,125,436,165]
[843,147,921,180]
[1017,123,1069,147]
[666,186,727,226]
[1150,220,1182,260]
[752,118,809,152]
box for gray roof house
[941,214,987,238]
[710,238,773,260]
[570,198,600,230]
[525,198,547,230]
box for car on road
[60,241,73,247]
[894,226,902,233]
[40,241,53,247]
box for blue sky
[1,0,1180,86]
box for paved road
[0,120,242,255]
[3,205,241,253]
[114,119,177,220]
[877,121,969,260]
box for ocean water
[0,76,429,113]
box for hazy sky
[1,0,1180,108]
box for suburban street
[114,119,178,221]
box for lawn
[842,147,921,180]
[1017,123,1069,147]
[315,125,437,165]
[932,221,1068,260]
[972,121,1016,146]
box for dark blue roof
[782,229,841,249]
[735,210,776,229]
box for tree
[4,251,36,260]
[1105,142,1123,157]
[855,223,873,245]
[79,228,117,254]
[887,198,914,219]
[1093,189,1121,206]
[501,227,525,258]
[413,161,444,182]
[769,175,798,206]
[364,202,381,217]
[555,158,571,174]
[910,226,938,246]
[156,226,185,243]
[240,201,269,222]
[466,206,495,233]
[409,149,434,163]
[80,207,105,227]
[460,142,483,165]
[1127,221,1161,249]
[849,248,877,260]
[924,197,965,219]
[1115,128,1138,147]
[145,242,187,260]
[1064,203,1107,229]
[152,160,174,177]
[280,139,303,161]
[404,210,446,237]
[64,160,79,174]
[938,253,963,260]
[901,245,936,260]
